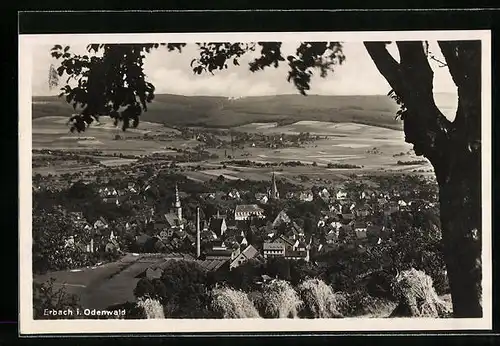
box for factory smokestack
[196,207,201,258]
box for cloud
[147,68,280,97]
[31,41,457,98]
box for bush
[33,279,81,320]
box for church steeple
[270,170,279,200]
[174,184,182,221]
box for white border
[19,30,492,335]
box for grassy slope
[32,93,404,130]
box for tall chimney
[196,207,201,258]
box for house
[325,229,339,244]
[205,245,239,260]
[398,199,408,208]
[234,204,265,221]
[211,240,227,251]
[229,244,259,270]
[319,188,331,200]
[354,221,368,240]
[255,193,269,204]
[163,212,184,230]
[355,204,372,218]
[235,231,249,247]
[105,238,120,253]
[336,190,347,200]
[329,220,343,230]
[317,243,339,254]
[209,218,227,237]
[284,248,309,262]
[200,228,218,242]
[361,190,376,199]
[275,235,297,250]
[295,241,308,252]
[93,217,108,230]
[272,210,291,229]
[228,189,241,199]
[299,191,314,202]
[195,258,230,272]
[377,197,388,205]
[224,219,238,232]
[127,183,137,193]
[263,242,286,259]
[288,222,305,239]
[264,227,276,239]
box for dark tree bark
[364,40,482,317]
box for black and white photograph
[19,30,492,334]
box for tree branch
[396,41,435,103]
[438,41,466,88]
[363,42,403,94]
[364,41,452,162]
[438,40,481,146]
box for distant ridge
[31,92,456,130]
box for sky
[31,41,457,98]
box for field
[32,114,434,178]
[34,254,167,310]
[30,92,456,177]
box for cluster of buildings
[58,168,436,277]
[63,213,120,254]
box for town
[33,152,447,319]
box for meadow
[31,92,457,177]
[33,254,163,310]
[32,114,433,179]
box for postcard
[19,29,492,334]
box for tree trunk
[364,40,483,318]
[432,93,482,317]
[436,156,482,317]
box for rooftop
[241,245,259,259]
[235,204,264,214]
[263,242,286,251]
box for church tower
[174,183,182,221]
[270,171,279,200]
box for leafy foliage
[134,260,212,318]
[32,206,96,274]
[51,43,185,132]
[33,278,81,319]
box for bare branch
[429,55,448,67]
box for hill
[31,93,455,130]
